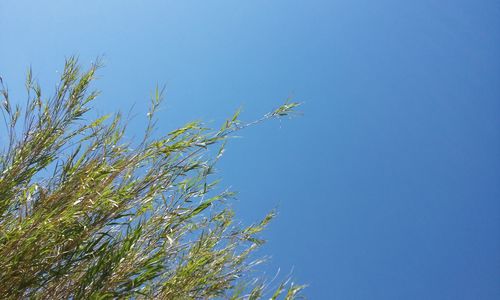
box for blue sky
[1,1,500,298]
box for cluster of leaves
[0,58,304,299]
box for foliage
[0,58,304,299]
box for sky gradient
[1,1,500,298]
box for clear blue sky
[1,1,499,298]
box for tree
[0,58,304,299]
